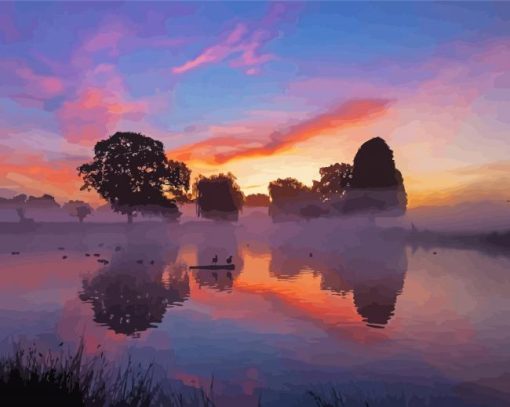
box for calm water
[0,220,509,406]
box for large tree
[312,163,353,202]
[343,137,407,215]
[78,132,190,223]
[195,173,244,221]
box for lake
[0,219,509,406]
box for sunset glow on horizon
[1,2,509,207]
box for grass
[0,340,159,406]
[308,389,352,407]
[0,340,223,406]
[306,387,475,407]
[0,341,473,407]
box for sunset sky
[0,2,509,207]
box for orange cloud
[0,152,88,201]
[170,98,392,164]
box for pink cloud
[229,30,275,70]
[72,22,131,66]
[15,66,65,96]
[245,67,260,76]
[79,21,187,55]
[52,20,180,146]
[82,27,126,54]
[172,3,296,75]
[74,20,186,68]
[171,23,275,75]
[172,48,225,74]
[225,23,249,44]
[0,59,65,100]
[57,87,147,145]
[172,23,248,74]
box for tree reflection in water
[79,242,189,336]
[269,247,311,281]
[191,222,242,293]
[270,229,407,328]
[344,233,407,328]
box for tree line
[0,194,93,223]
[0,132,407,223]
[269,137,407,221]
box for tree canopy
[78,132,190,222]
[63,200,93,223]
[26,194,60,209]
[0,194,27,210]
[312,163,353,201]
[268,177,320,220]
[268,178,311,205]
[343,137,407,215]
[195,173,244,221]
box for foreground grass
[0,342,479,407]
[306,386,493,407]
[0,340,159,406]
[0,340,231,407]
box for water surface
[0,221,509,406]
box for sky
[0,1,509,207]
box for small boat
[189,264,235,271]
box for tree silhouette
[26,194,60,209]
[269,178,308,200]
[166,159,192,202]
[79,238,188,336]
[312,163,353,202]
[244,193,270,207]
[350,137,398,188]
[79,266,189,336]
[300,204,328,219]
[78,132,190,223]
[195,173,244,221]
[343,137,407,215]
[63,200,93,223]
[268,178,319,220]
[0,194,27,222]
[0,194,26,208]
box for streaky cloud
[170,98,393,164]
